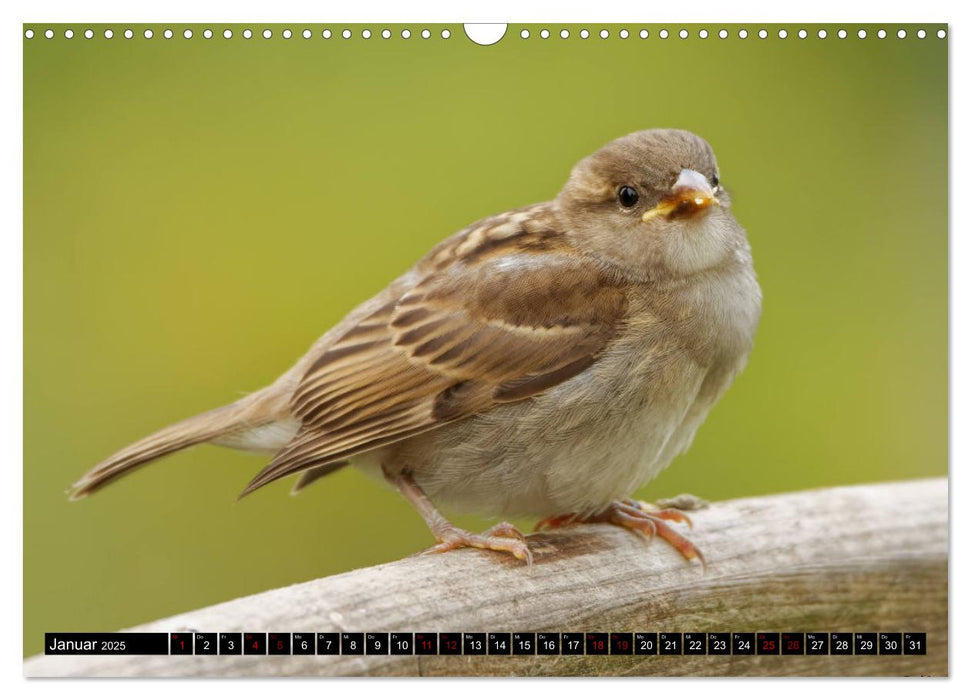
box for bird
[69,129,762,567]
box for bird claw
[539,499,705,568]
[621,499,694,528]
[484,521,529,543]
[423,523,533,566]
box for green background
[24,24,947,656]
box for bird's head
[556,129,746,281]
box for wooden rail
[24,477,948,677]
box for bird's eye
[712,173,720,188]
[618,185,639,208]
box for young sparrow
[70,129,761,566]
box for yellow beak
[642,169,719,224]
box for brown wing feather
[240,210,629,497]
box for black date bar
[45,633,169,655]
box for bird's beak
[642,168,719,224]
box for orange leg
[536,498,704,567]
[388,470,532,566]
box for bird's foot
[387,469,532,566]
[423,521,533,566]
[535,499,704,567]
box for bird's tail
[68,387,287,500]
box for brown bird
[70,129,761,566]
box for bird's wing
[240,219,628,496]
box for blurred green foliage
[24,24,946,656]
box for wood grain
[25,478,947,677]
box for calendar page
[21,16,948,678]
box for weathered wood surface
[25,478,947,677]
